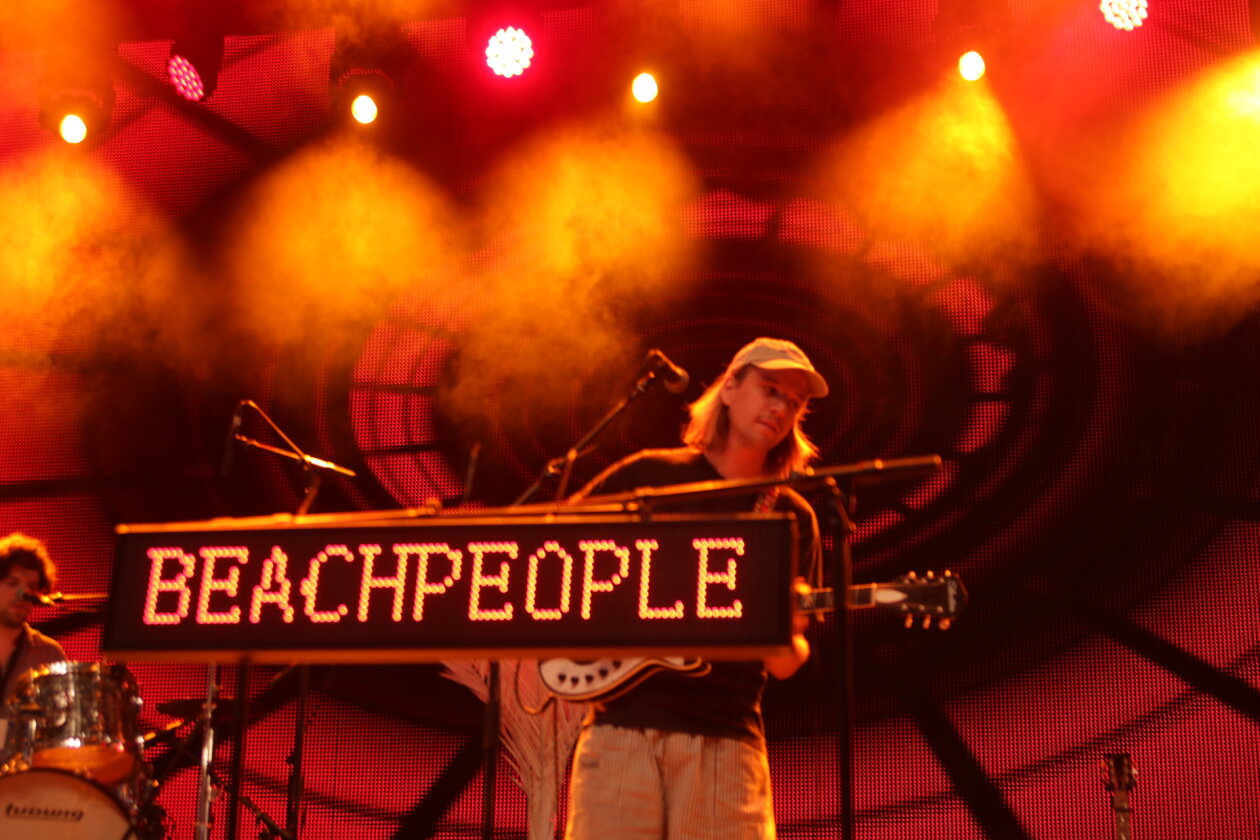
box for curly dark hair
[0,532,56,592]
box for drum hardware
[175,662,299,840]
[149,663,308,840]
[207,766,293,840]
[156,696,242,725]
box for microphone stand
[29,590,110,604]
[226,399,357,516]
[479,359,682,840]
[512,360,680,506]
[220,399,357,840]
[821,478,858,840]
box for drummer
[0,533,67,701]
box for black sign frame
[104,511,799,663]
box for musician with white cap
[564,337,829,840]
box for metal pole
[194,663,217,840]
[480,662,501,840]
[228,659,251,840]
[824,480,857,840]
[285,664,310,839]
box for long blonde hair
[682,365,820,476]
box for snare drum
[0,767,133,840]
[6,661,142,785]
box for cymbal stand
[195,664,218,840]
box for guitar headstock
[893,570,967,630]
[1101,752,1137,793]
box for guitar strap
[753,488,781,513]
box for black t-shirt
[576,447,820,746]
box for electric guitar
[539,570,966,702]
[1101,752,1136,840]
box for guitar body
[540,571,965,702]
[538,656,711,702]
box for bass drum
[0,768,132,840]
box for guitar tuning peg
[925,570,935,579]
[904,614,914,629]
[905,570,918,581]
[921,615,932,630]
[937,618,952,631]
[943,569,953,577]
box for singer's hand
[765,577,812,680]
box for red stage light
[167,55,206,102]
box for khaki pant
[565,725,776,840]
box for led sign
[104,513,799,663]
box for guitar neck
[1111,789,1132,840]
[1101,753,1135,840]
[850,582,894,609]
[796,584,897,612]
[808,583,922,610]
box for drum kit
[0,660,225,840]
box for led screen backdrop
[0,1,1257,838]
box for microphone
[647,349,690,395]
[221,401,245,477]
[15,585,57,606]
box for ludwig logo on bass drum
[5,802,86,821]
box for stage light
[39,91,113,146]
[632,72,659,103]
[329,27,410,131]
[167,55,207,102]
[38,48,115,146]
[58,114,88,144]
[1101,0,1148,31]
[333,70,394,128]
[485,26,534,78]
[351,94,379,125]
[959,51,986,81]
[936,0,1008,80]
[168,36,224,102]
